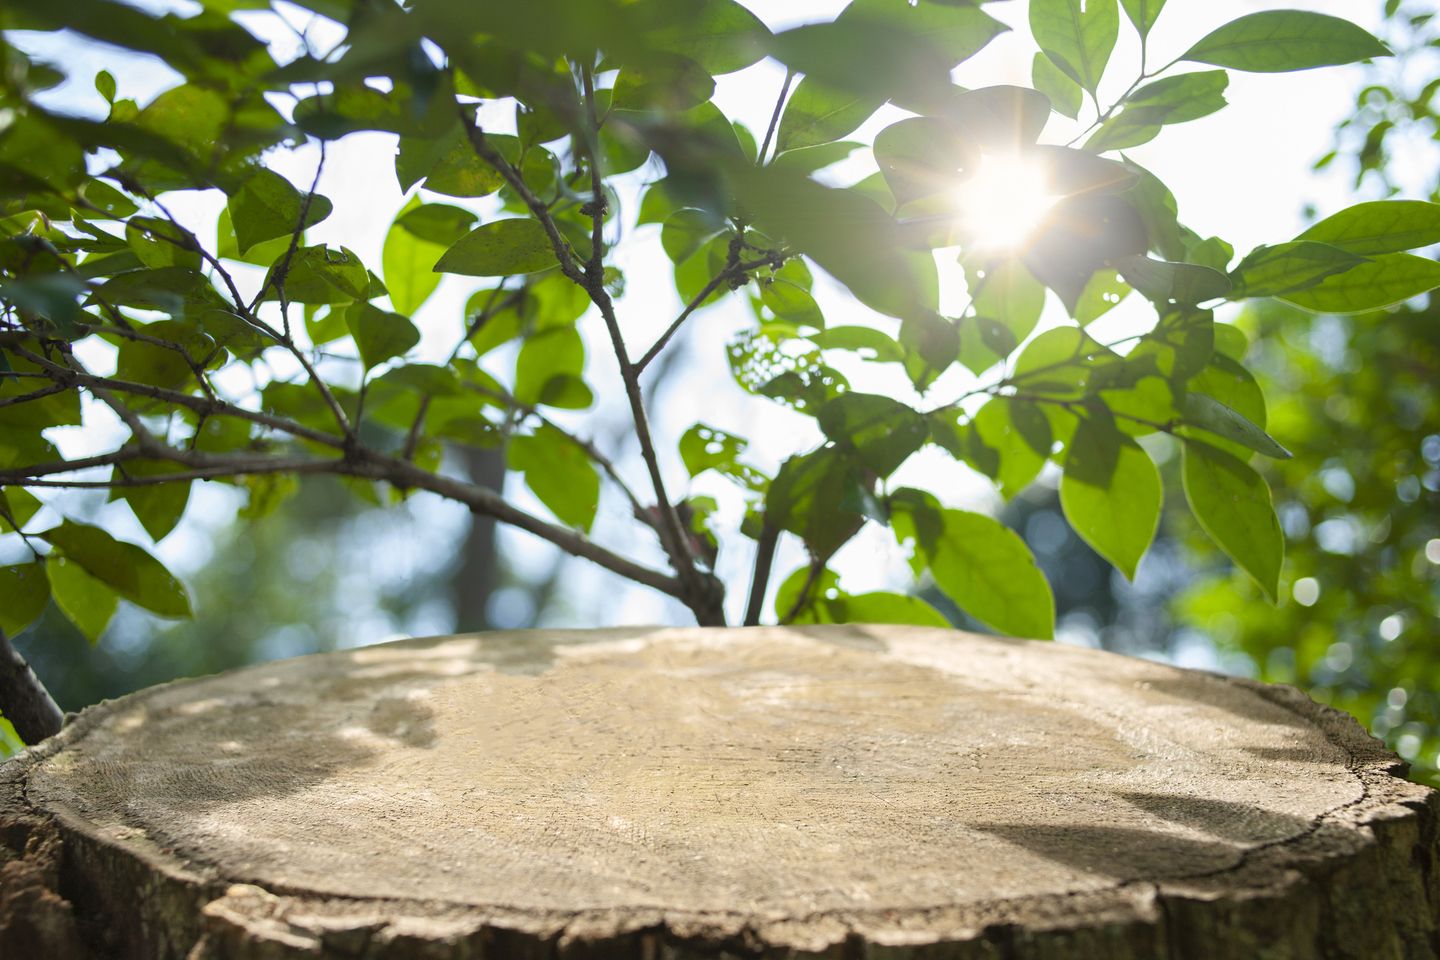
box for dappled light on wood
[3,626,1437,958]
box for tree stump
[1,625,1436,960]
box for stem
[0,626,62,745]
[758,69,796,166]
[636,240,750,372]
[579,64,724,624]
[744,521,780,626]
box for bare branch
[7,344,346,451]
[758,69,797,166]
[0,382,71,410]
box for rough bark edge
[0,643,1436,959]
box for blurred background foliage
[6,0,1439,789]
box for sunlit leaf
[1030,0,1119,97]
[0,561,49,637]
[1060,405,1161,580]
[434,218,558,276]
[508,424,599,532]
[47,555,118,643]
[891,489,1054,639]
[1181,439,1283,602]
[40,521,190,618]
[1182,11,1390,73]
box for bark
[451,447,505,632]
[1,625,1437,960]
[0,627,61,746]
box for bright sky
[2,0,1406,635]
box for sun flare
[952,154,1059,253]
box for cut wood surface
[1,625,1437,960]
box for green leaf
[972,397,1051,499]
[227,168,332,255]
[1277,252,1440,315]
[421,132,510,198]
[1226,241,1368,299]
[1128,71,1229,121]
[113,319,216,389]
[383,196,446,315]
[259,245,369,304]
[514,326,590,408]
[1294,200,1440,255]
[900,310,959,392]
[816,393,928,479]
[1180,352,1268,462]
[1183,392,1291,460]
[643,0,773,75]
[217,207,293,267]
[1120,0,1166,39]
[1085,71,1228,151]
[1032,52,1082,120]
[1060,407,1161,580]
[109,460,192,541]
[662,208,724,265]
[1181,439,1283,602]
[774,77,883,154]
[890,492,1054,639]
[508,424,599,532]
[1181,11,1389,73]
[0,487,42,533]
[769,2,1006,112]
[395,203,480,246]
[346,303,420,371]
[1186,235,1234,272]
[1212,322,1248,361]
[47,555,118,644]
[613,54,715,111]
[760,278,824,327]
[766,447,863,560]
[969,256,1045,347]
[769,141,863,174]
[39,520,190,617]
[873,116,977,209]
[1030,0,1119,97]
[0,561,49,637]
[434,218,557,276]
[1010,325,1116,399]
[94,69,116,103]
[126,217,202,270]
[1073,268,1131,324]
[1115,254,1232,304]
[1118,158,1185,262]
[809,325,905,363]
[78,178,137,218]
[679,423,767,491]
[1126,305,1214,386]
[773,566,948,627]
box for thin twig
[758,69,796,166]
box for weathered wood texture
[1,625,1436,960]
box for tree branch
[758,69,796,166]
[578,67,723,623]
[7,344,346,451]
[0,626,62,745]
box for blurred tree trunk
[450,447,506,631]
